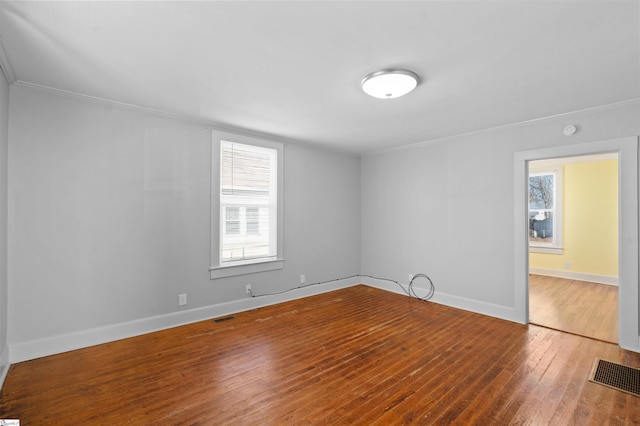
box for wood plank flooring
[1,285,639,424]
[529,274,618,343]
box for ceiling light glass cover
[361,69,419,99]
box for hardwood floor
[1,285,639,424]
[529,274,618,343]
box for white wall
[362,100,640,322]
[7,85,361,361]
[0,70,9,380]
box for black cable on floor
[251,273,435,301]
[250,275,360,298]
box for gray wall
[361,100,640,320]
[7,85,361,348]
[5,81,640,360]
[0,70,8,372]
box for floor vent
[213,316,236,323]
[589,358,640,397]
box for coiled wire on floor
[408,273,435,301]
[360,273,435,301]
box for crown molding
[15,78,636,160]
[0,37,16,85]
[13,80,294,143]
[12,80,360,157]
[365,98,640,157]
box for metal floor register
[589,358,640,397]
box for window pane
[529,174,554,209]
[221,143,270,197]
[529,211,554,243]
[246,207,260,235]
[220,141,277,263]
[529,171,558,246]
[225,207,240,234]
[222,241,269,261]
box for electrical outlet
[300,274,306,284]
[408,273,414,282]
[565,262,572,269]
[245,284,252,296]
[178,293,187,306]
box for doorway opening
[527,153,619,343]
[514,136,638,352]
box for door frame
[514,136,639,351]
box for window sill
[529,246,563,255]
[210,258,284,279]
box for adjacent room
[528,154,620,343]
[0,1,639,423]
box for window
[210,131,284,279]
[528,163,563,254]
[246,207,260,235]
[224,207,241,235]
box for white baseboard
[9,276,361,364]
[7,274,537,364]
[0,346,9,391]
[361,278,520,324]
[529,268,618,286]
[0,364,8,391]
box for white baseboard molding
[529,268,618,286]
[619,335,640,353]
[0,346,10,391]
[9,276,361,364]
[361,277,520,324]
[0,364,8,392]
[7,274,536,363]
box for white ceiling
[0,1,638,154]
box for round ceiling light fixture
[361,68,419,99]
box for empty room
[0,1,639,424]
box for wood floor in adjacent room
[529,274,618,343]
[1,285,639,424]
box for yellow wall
[529,159,618,277]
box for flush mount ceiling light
[361,68,419,99]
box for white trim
[528,165,564,251]
[514,136,639,352]
[529,268,618,286]
[210,258,284,279]
[0,364,8,391]
[12,81,637,159]
[529,246,563,255]
[210,131,285,280]
[12,81,361,157]
[530,152,618,168]
[8,276,360,364]
[0,346,10,391]
[366,99,640,157]
[12,82,268,140]
[361,278,519,323]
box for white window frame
[210,131,284,279]
[528,163,563,254]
